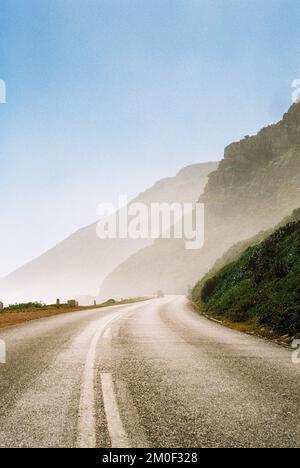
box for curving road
[0,296,299,448]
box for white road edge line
[77,302,151,448]
[101,373,131,448]
[103,327,112,339]
[77,312,122,448]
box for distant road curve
[0,296,299,448]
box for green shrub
[7,302,44,311]
[192,220,300,335]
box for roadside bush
[7,302,44,311]
[201,277,218,302]
[192,219,300,336]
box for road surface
[0,296,299,448]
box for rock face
[0,162,217,304]
[100,103,300,300]
[203,102,300,245]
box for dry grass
[0,298,148,330]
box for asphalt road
[0,296,299,448]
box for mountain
[192,209,300,337]
[0,162,217,304]
[100,102,300,300]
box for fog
[0,163,216,305]
[2,102,300,307]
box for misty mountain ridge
[0,162,217,304]
[99,102,300,300]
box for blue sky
[0,0,300,275]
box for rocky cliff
[203,102,300,245]
[100,103,300,299]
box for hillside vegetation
[192,210,300,337]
